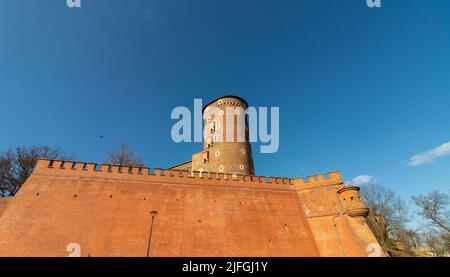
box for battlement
[32,159,343,191]
[291,171,343,188]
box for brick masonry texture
[0,159,382,257]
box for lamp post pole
[146,210,158,257]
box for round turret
[337,186,369,222]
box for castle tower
[191,95,255,175]
[337,186,369,222]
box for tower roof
[202,95,249,112]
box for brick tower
[191,95,255,175]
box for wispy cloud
[350,175,375,185]
[407,141,450,167]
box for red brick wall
[0,198,11,218]
[0,159,383,257]
[0,160,319,257]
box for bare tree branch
[360,183,410,255]
[412,191,450,233]
[106,141,143,166]
[0,145,74,197]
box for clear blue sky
[1,0,449,202]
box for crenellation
[328,171,343,183]
[93,164,103,172]
[206,171,214,179]
[192,171,202,178]
[93,163,101,171]
[86,163,96,171]
[126,165,134,174]
[102,164,110,172]
[136,167,144,175]
[170,169,179,177]
[164,169,170,176]
[47,159,54,168]
[317,174,325,181]
[111,165,120,173]
[153,168,162,176]
[217,173,225,180]
[210,172,218,179]
[32,159,341,191]
[291,171,343,188]
[179,170,188,177]
[233,175,243,182]
[52,160,63,169]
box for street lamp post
[146,210,158,257]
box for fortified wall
[0,158,382,257]
[0,198,10,218]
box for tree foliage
[0,145,74,197]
